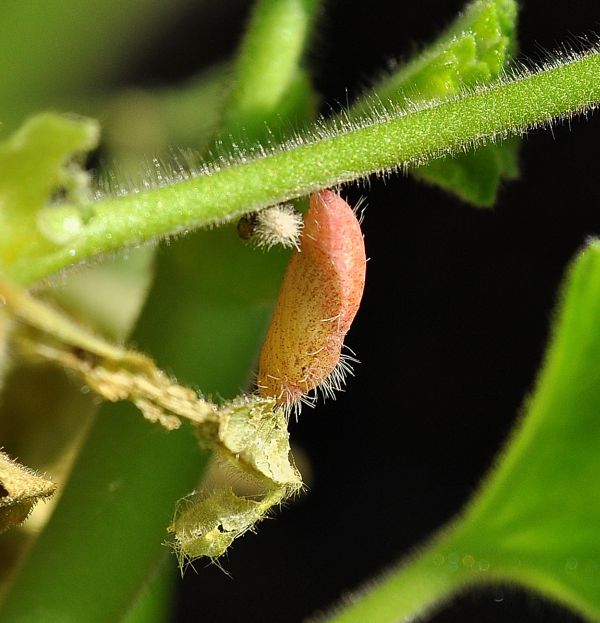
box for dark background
[125,1,600,621]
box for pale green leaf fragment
[172,397,302,565]
[0,281,302,566]
[0,113,99,266]
[169,487,287,565]
[0,280,305,575]
[0,451,56,533]
[201,396,302,488]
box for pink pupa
[257,189,366,411]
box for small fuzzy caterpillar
[237,203,303,250]
[257,190,366,411]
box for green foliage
[0,113,98,267]
[171,395,301,564]
[457,240,600,619]
[354,0,520,205]
[359,0,517,106]
[1,1,600,622]
[0,402,208,623]
[0,1,318,621]
[327,240,600,622]
[0,0,192,131]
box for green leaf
[354,0,519,206]
[415,0,519,205]
[326,240,600,623]
[0,113,99,269]
[454,240,600,618]
[121,558,174,623]
[415,139,519,206]
[103,63,230,167]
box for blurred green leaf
[0,113,99,273]
[121,557,174,623]
[0,113,98,216]
[0,402,207,623]
[102,63,231,173]
[416,137,519,206]
[0,0,193,131]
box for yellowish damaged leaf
[0,279,215,430]
[0,280,303,563]
[0,451,56,533]
[199,395,302,487]
[171,396,302,566]
[169,487,287,565]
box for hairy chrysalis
[257,190,366,411]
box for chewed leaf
[0,451,56,533]
[257,190,366,411]
[169,487,286,565]
[196,395,302,488]
[1,279,304,563]
[177,397,302,565]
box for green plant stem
[220,0,319,138]
[11,50,600,285]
